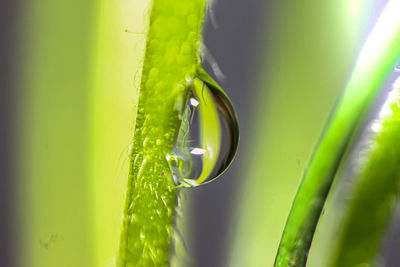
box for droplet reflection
[167,69,239,187]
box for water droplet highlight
[167,69,239,187]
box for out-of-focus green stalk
[19,0,95,266]
[20,0,151,266]
[117,1,207,266]
[275,2,400,266]
[90,0,149,266]
[329,72,400,267]
[229,2,373,266]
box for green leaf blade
[274,2,400,266]
[330,76,400,267]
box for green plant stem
[274,2,400,266]
[329,74,400,267]
[117,1,206,266]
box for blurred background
[1,0,399,266]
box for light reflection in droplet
[190,148,206,155]
[189,97,200,107]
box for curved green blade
[275,1,400,266]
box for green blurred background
[1,0,397,266]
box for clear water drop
[167,68,239,187]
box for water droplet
[167,68,239,187]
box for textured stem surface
[118,1,206,266]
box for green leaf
[274,1,400,266]
[329,62,400,267]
